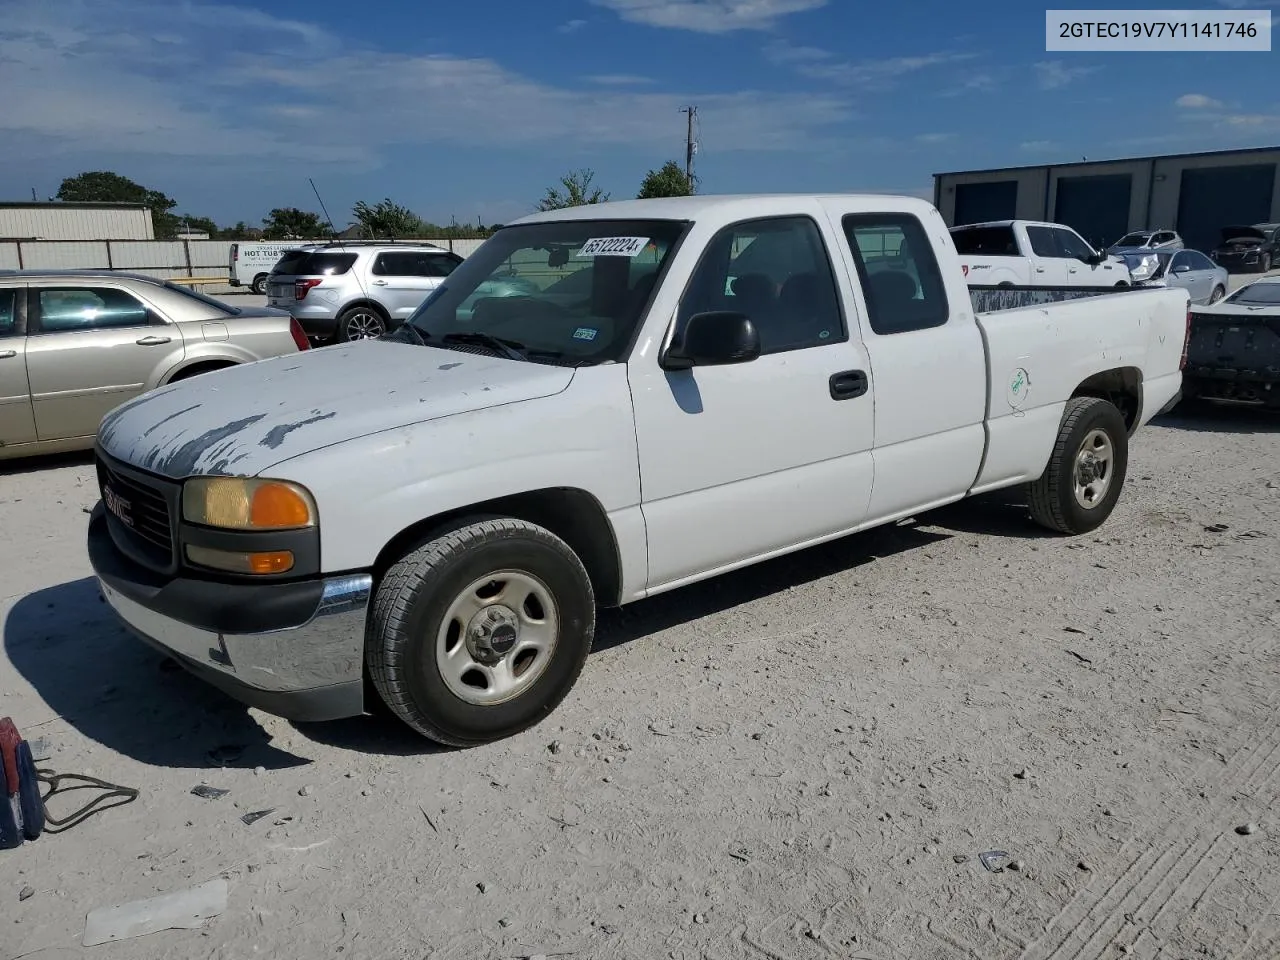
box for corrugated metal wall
[0,206,154,241]
[0,237,486,294]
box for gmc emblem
[103,485,133,527]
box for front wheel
[1263,253,1273,273]
[1026,396,1129,535]
[366,517,596,746]
[337,306,387,342]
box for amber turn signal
[186,545,295,575]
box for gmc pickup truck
[86,195,1188,747]
[950,219,1132,287]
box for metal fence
[0,238,486,296]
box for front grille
[96,454,175,567]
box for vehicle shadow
[0,450,94,477]
[916,488,1055,540]
[3,578,309,771]
[1152,404,1280,435]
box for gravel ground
[2,398,1279,958]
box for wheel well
[339,300,390,321]
[167,359,237,382]
[372,488,624,607]
[1071,367,1142,432]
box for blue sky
[0,0,1276,228]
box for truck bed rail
[970,284,1142,315]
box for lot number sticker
[578,236,650,257]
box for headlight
[182,477,317,530]
[1128,255,1157,281]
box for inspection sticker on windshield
[572,327,598,341]
[577,236,650,258]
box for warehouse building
[934,145,1280,253]
[0,202,155,241]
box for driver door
[627,213,875,591]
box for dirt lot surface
[2,403,1278,960]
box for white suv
[266,242,465,342]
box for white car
[1107,229,1184,256]
[951,219,1132,287]
[1183,276,1280,408]
[87,193,1187,746]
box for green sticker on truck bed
[1007,367,1031,408]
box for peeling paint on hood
[97,341,575,479]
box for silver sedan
[0,270,307,461]
[1120,249,1229,304]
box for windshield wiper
[438,331,529,362]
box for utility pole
[681,105,697,193]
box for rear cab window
[34,286,156,333]
[843,213,950,336]
[950,225,1018,256]
[271,252,358,276]
[1026,226,1059,258]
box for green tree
[537,169,609,211]
[352,198,424,239]
[262,207,324,240]
[55,170,180,237]
[174,215,219,236]
[637,161,693,199]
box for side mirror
[1173,263,1191,273]
[662,311,760,371]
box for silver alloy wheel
[1073,427,1114,510]
[344,311,385,340]
[435,570,560,706]
[1209,286,1225,304]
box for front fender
[266,366,646,592]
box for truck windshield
[402,219,687,364]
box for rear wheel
[250,273,269,295]
[366,517,596,747]
[1209,285,1226,304]
[1027,396,1129,535]
[336,306,387,342]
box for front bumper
[87,504,372,722]
[1212,254,1268,273]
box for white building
[0,202,156,241]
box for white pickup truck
[951,219,1132,288]
[86,194,1188,747]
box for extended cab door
[24,283,185,442]
[628,212,875,591]
[829,206,988,523]
[0,286,37,448]
[1023,224,1070,285]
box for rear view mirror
[547,247,569,268]
[662,311,760,371]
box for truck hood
[97,341,574,480]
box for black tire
[1026,396,1129,535]
[1114,280,1129,287]
[250,273,269,295]
[169,361,234,382]
[366,517,596,747]
[1263,253,1272,273]
[336,305,387,342]
[1209,285,1226,304]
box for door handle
[371,280,388,286]
[829,369,868,401]
[0,349,16,359]
[1035,267,1046,273]
[135,335,171,346]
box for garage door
[953,180,1018,226]
[1177,164,1276,254]
[1054,174,1133,249]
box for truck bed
[969,283,1143,315]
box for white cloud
[765,41,979,89]
[0,0,854,168]
[1034,60,1100,90]
[1020,140,1059,152]
[590,0,827,33]
[915,132,956,144]
[557,19,588,33]
[1175,93,1225,109]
